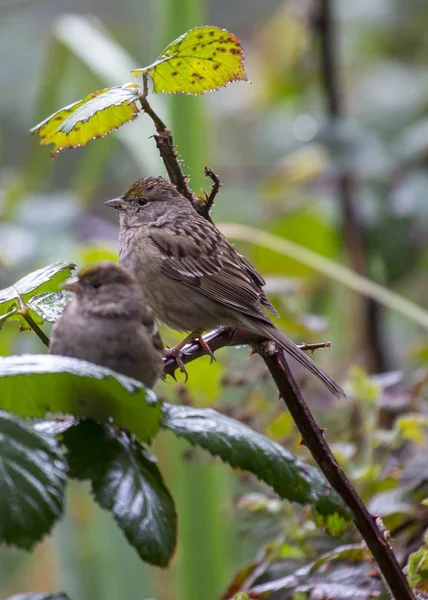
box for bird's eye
[92,282,102,289]
[137,198,148,207]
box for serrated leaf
[7,594,71,600]
[0,412,67,550]
[0,262,75,327]
[30,84,141,157]
[0,355,161,442]
[62,420,176,567]
[161,404,350,521]
[133,26,248,94]
[27,292,71,323]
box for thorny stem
[260,348,415,600]
[138,95,199,206]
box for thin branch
[162,327,331,377]
[198,166,222,220]
[259,347,415,600]
[15,293,50,348]
[20,312,50,347]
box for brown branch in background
[259,347,415,600]
[314,0,387,373]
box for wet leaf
[0,412,67,550]
[161,404,350,522]
[30,84,140,157]
[133,26,248,94]
[0,355,161,442]
[62,420,176,567]
[0,262,75,328]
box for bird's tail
[250,321,345,398]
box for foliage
[31,26,247,157]
[3,3,428,600]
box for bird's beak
[105,197,127,210]
[61,278,81,293]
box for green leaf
[62,420,176,567]
[132,26,248,94]
[0,262,75,328]
[0,355,161,442]
[30,84,141,157]
[7,594,71,600]
[0,412,67,550]
[161,404,350,522]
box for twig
[162,327,331,377]
[314,0,387,373]
[259,347,415,600]
[198,166,222,220]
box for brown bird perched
[105,177,343,397]
[50,261,164,388]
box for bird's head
[62,262,142,316]
[105,176,191,226]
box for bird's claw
[164,347,189,383]
[197,335,215,365]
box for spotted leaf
[132,26,248,94]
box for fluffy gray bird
[50,261,164,388]
[105,177,343,397]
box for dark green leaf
[62,420,176,567]
[0,412,67,550]
[0,262,75,326]
[0,355,161,442]
[161,404,350,522]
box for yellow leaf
[30,84,140,157]
[132,26,248,95]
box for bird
[50,261,164,388]
[105,176,343,398]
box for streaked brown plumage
[50,261,164,388]
[106,177,344,398]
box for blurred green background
[2,0,428,599]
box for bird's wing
[237,252,279,317]
[147,216,272,324]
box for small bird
[105,177,343,397]
[50,261,164,388]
